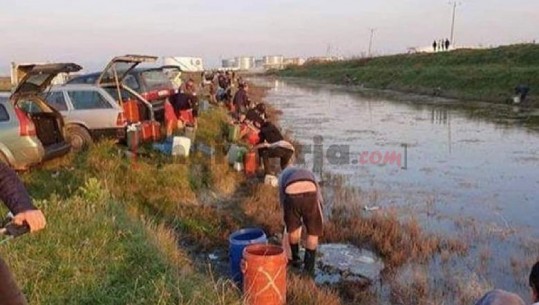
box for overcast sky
[0,0,538,72]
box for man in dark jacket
[278,166,323,276]
[0,163,46,305]
[252,121,294,176]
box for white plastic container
[172,136,191,157]
[264,175,278,187]
[233,162,244,172]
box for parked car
[43,84,130,151]
[68,56,175,122]
[0,63,82,170]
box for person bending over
[0,163,46,305]
[278,166,323,276]
[252,121,294,176]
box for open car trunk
[29,111,70,161]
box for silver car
[45,84,128,151]
[0,63,81,170]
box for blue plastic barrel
[229,228,267,285]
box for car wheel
[66,125,93,152]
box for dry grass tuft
[287,273,342,305]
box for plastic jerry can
[172,136,191,157]
[228,124,241,142]
[244,151,258,175]
[123,100,140,123]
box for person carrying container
[233,82,251,116]
[278,166,323,276]
[0,163,46,305]
[252,120,294,176]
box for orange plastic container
[179,109,195,126]
[164,101,178,135]
[246,131,260,146]
[244,151,258,176]
[141,121,161,142]
[123,100,140,123]
[242,244,287,305]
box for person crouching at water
[252,120,294,176]
[278,166,323,276]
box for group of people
[221,80,323,276]
[433,38,451,52]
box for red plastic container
[123,100,140,123]
[246,132,260,146]
[244,151,258,176]
[141,121,161,142]
[242,244,287,305]
[179,109,195,126]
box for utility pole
[449,1,461,45]
[368,28,376,57]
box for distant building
[235,56,255,71]
[163,57,204,72]
[222,58,237,69]
[263,55,284,70]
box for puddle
[316,244,384,285]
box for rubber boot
[303,249,316,276]
[288,243,302,268]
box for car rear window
[68,91,112,110]
[0,104,9,121]
[141,70,172,91]
[43,92,68,111]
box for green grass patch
[278,44,539,104]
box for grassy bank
[277,44,539,105]
[3,85,474,304]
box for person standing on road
[530,261,539,304]
[252,120,295,176]
[445,38,451,51]
[432,40,437,52]
[278,166,324,276]
[0,163,46,305]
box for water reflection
[253,76,539,298]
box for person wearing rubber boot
[0,163,47,305]
[278,166,323,276]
